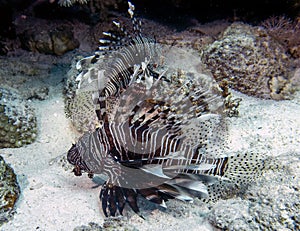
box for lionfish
[67,1,271,217]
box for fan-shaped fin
[221,152,276,183]
[123,188,144,218]
[100,181,143,217]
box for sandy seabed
[1,78,300,230]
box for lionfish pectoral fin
[141,164,172,179]
[156,184,194,202]
[166,151,187,160]
[176,173,220,185]
[163,162,216,172]
[168,178,209,198]
[138,187,169,208]
[100,181,145,218]
[100,182,126,217]
[185,163,217,171]
[160,200,167,208]
[100,183,109,217]
[123,188,145,219]
[153,171,228,201]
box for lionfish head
[67,143,91,177]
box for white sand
[1,82,300,231]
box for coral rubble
[202,22,294,100]
[0,87,37,148]
[0,155,20,225]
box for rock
[73,222,103,231]
[51,25,80,55]
[209,198,259,230]
[20,24,79,55]
[23,87,49,101]
[0,86,37,148]
[202,22,294,100]
[0,56,52,101]
[0,155,20,225]
[0,57,42,77]
[72,219,139,231]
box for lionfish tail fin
[189,152,278,202]
[223,152,277,184]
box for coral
[261,16,300,58]
[0,155,20,225]
[58,0,89,7]
[0,86,37,148]
[201,22,293,100]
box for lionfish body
[67,1,272,217]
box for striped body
[67,112,229,179]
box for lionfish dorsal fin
[128,1,142,35]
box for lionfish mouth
[67,144,86,176]
[67,143,91,176]
[67,144,82,176]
